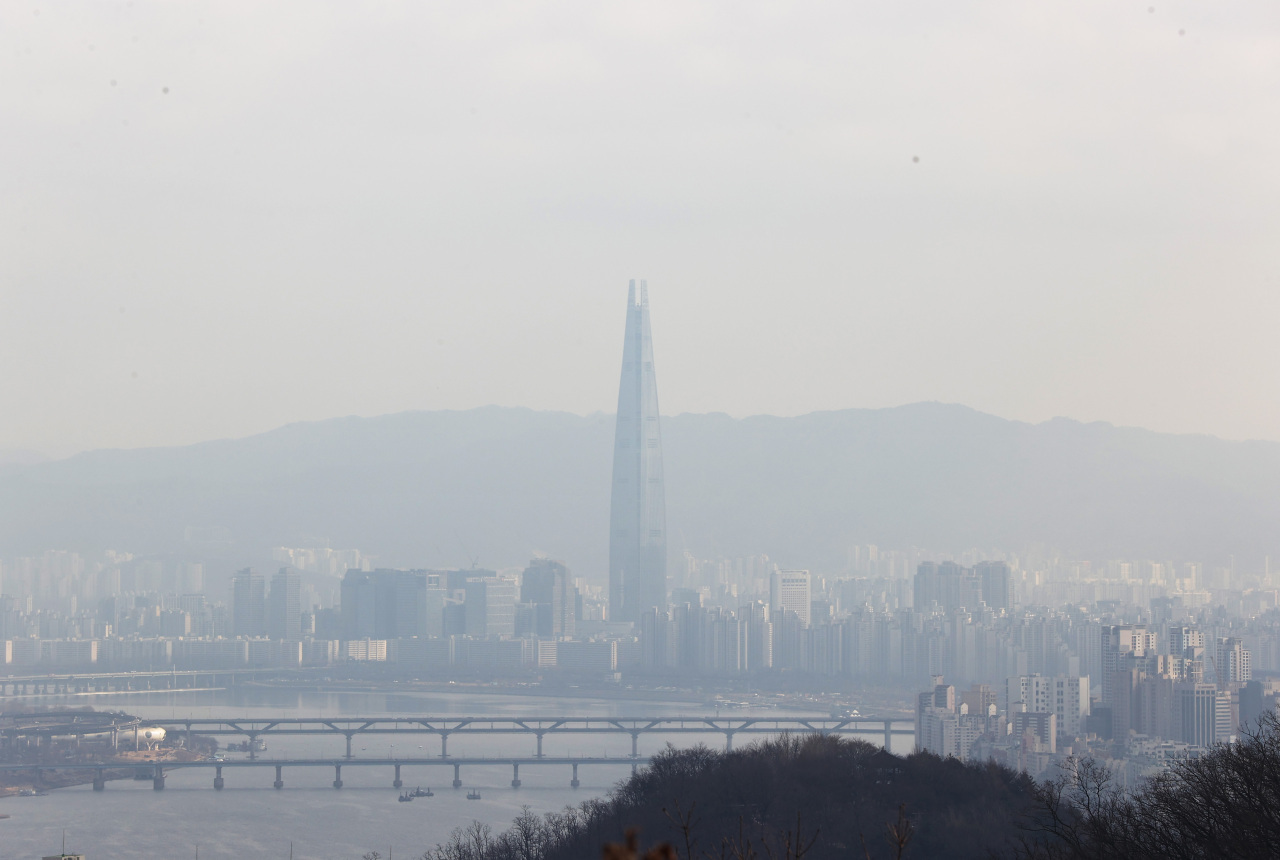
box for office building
[770,569,812,626]
[521,557,576,638]
[267,567,302,639]
[1174,682,1218,748]
[231,568,266,638]
[464,577,517,638]
[608,280,668,622]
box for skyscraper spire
[609,279,667,622]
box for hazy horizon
[5,2,1280,455]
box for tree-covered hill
[419,735,1039,860]
[415,714,1280,860]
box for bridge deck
[157,716,912,735]
[0,756,651,771]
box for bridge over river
[157,715,913,759]
[0,755,661,791]
[0,716,912,791]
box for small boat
[412,786,433,797]
[16,789,49,797]
[398,792,414,803]
[466,789,481,800]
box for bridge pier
[93,769,106,791]
[725,732,734,752]
[511,763,521,788]
[345,733,354,760]
[630,731,640,758]
[452,763,462,789]
[153,768,165,791]
[214,766,224,790]
[274,765,283,789]
[571,763,579,789]
[393,764,403,789]
[333,764,343,789]
[248,733,259,761]
[883,720,892,751]
[631,762,638,776]
[440,733,449,758]
[535,731,544,758]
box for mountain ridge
[0,403,1275,575]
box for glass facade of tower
[608,280,667,622]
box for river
[0,686,911,860]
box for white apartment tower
[1006,674,1090,739]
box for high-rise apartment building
[1101,625,1157,704]
[915,561,1013,613]
[770,570,812,626]
[608,280,667,623]
[267,567,301,639]
[1006,674,1090,739]
[1167,625,1205,658]
[976,561,1013,612]
[1215,637,1252,684]
[231,568,266,638]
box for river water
[0,687,910,860]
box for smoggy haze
[3,2,1279,455]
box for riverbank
[0,748,208,797]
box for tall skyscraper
[609,280,668,622]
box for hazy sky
[3,1,1279,456]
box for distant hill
[0,403,1277,575]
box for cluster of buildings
[915,621,1279,785]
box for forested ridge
[399,713,1280,860]
[415,735,1038,860]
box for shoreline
[0,750,209,798]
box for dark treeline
[418,735,1038,860]
[407,713,1280,860]
[1016,711,1280,860]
